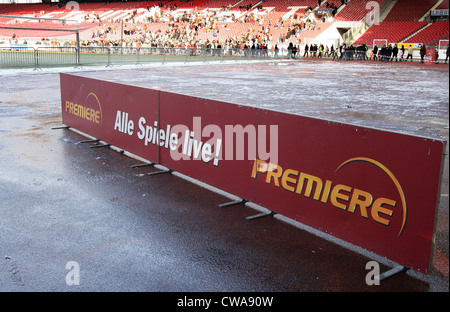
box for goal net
[373,39,388,49]
[0,14,81,67]
[0,14,81,47]
[438,39,449,60]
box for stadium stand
[0,3,53,15]
[317,0,342,11]
[334,0,388,22]
[406,20,449,46]
[382,0,437,22]
[354,21,428,46]
[436,0,449,10]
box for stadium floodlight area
[373,39,388,48]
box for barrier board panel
[158,91,260,201]
[60,73,160,163]
[254,109,445,274]
[425,48,437,63]
[60,74,445,274]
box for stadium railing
[0,46,291,69]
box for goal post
[438,39,449,60]
[373,39,388,48]
[0,14,81,65]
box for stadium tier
[436,0,449,10]
[0,0,448,50]
[383,0,438,22]
[406,20,449,46]
[334,0,388,22]
[354,21,428,46]
[317,0,342,11]
[0,3,53,15]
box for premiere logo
[252,157,407,236]
[335,157,407,237]
[65,92,102,125]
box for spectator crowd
[3,1,439,63]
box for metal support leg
[80,139,100,144]
[246,211,276,221]
[218,199,247,208]
[378,265,409,281]
[147,169,173,176]
[131,162,155,168]
[90,143,110,148]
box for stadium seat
[354,21,428,46]
[436,0,449,10]
[383,0,439,22]
[0,0,448,52]
[335,0,387,22]
[406,21,449,46]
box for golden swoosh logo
[335,157,407,237]
[85,92,102,126]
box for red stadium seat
[354,21,428,46]
[436,0,449,10]
[406,21,449,46]
[335,0,387,22]
[383,0,437,22]
[0,0,448,50]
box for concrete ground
[0,59,448,295]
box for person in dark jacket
[392,44,398,62]
[386,44,393,61]
[303,43,309,57]
[287,42,293,59]
[446,46,449,63]
[420,44,426,63]
[380,45,386,61]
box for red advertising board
[158,91,259,201]
[60,73,159,163]
[425,48,437,64]
[60,73,445,274]
[255,109,445,274]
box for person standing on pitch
[420,44,426,63]
[406,45,414,61]
[373,45,378,60]
[392,44,398,62]
[446,46,449,64]
[303,43,309,57]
